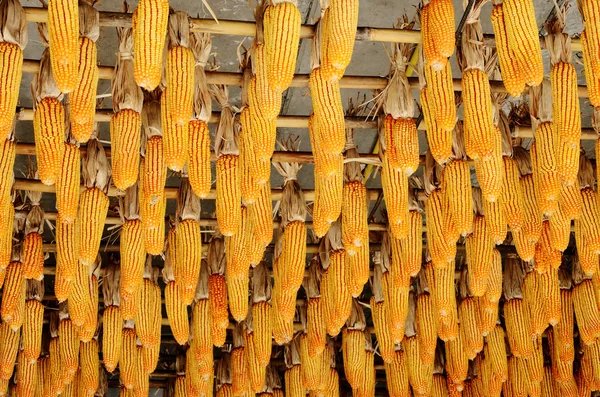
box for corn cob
[16,350,36,397]
[47,0,78,92]
[192,299,212,361]
[188,120,211,198]
[581,29,600,107]
[460,298,484,360]
[579,188,600,252]
[581,0,600,74]
[141,343,159,375]
[102,305,122,372]
[271,298,293,345]
[216,154,241,236]
[523,271,546,338]
[462,68,495,160]
[0,322,19,380]
[549,204,570,252]
[80,339,99,394]
[111,109,142,190]
[55,143,80,222]
[312,170,343,237]
[490,4,526,96]
[175,219,202,305]
[415,292,437,365]
[426,189,456,268]
[251,301,272,366]
[245,332,267,393]
[421,87,453,164]
[226,270,249,322]
[474,149,504,204]
[166,38,194,125]
[573,280,600,345]
[245,79,277,167]
[136,278,161,348]
[164,281,189,345]
[342,329,366,390]
[252,44,282,120]
[445,335,468,390]
[299,333,323,390]
[22,300,43,363]
[1,261,24,330]
[424,61,456,131]
[504,299,533,358]
[394,118,420,176]
[309,68,345,154]
[432,261,458,340]
[284,365,302,397]
[560,183,582,220]
[323,0,359,75]
[383,115,402,174]
[239,123,259,205]
[532,123,560,216]
[0,138,15,206]
[322,250,351,336]
[535,221,562,273]
[520,172,542,241]
[551,62,581,147]
[142,134,166,203]
[0,40,23,137]
[442,160,473,236]
[369,297,394,364]
[36,355,49,397]
[77,187,109,266]
[483,249,503,315]
[208,274,228,342]
[161,90,189,172]
[22,233,43,281]
[231,347,249,397]
[465,216,493,295]
[132,0,168,90]
[306,297,325,358]
[342,180,368,251]
[120,218,145,301]
[120,328,137,389]
[385,350,410,397]
[501,156,524,230]
[69,261,92,327]
[33,97,65,186]
[263,1,301,92]
[405,336,433,395]
[70,32,99,142]
[545,268,562,327]
[486,325,508,382]
[59,318,79,379]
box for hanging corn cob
[534,221,562,273]
[573,278,600,345]
[245,327,267,393]
[163,240,190,345]
[546,12,581,185]
[342,300,367,390]
[239,96,261,205]
[188,30,212,198]
[429,254,459,342]
[174,178,202,304]
[55,134,80,225]
[354,335,375,397]
[23,181,45,281]
[303,258,326,358]
[111,14,143,191]
[16,349,37,397]
[262,0,300,91]
[0,136,15,227]
[136,262,161,348]
[458,268,484,359]
[575,154,600,275]
[47,313,64,395]
[445,334,468,391]
[426,187,455,269]
[32,25,65,186]
[523,268,548,338]
[547,320,575,385]
[77,136,110,266]
[250,262,273,366]
[385,348,410,397]
[299,332,325,391]
[212,85,241,236]
[490,3,525,96]
[132,0,168,90]
[119,184,145,313]
[47,0,78,92]
[231,324,251,397]
[22,280,44,364]
[207,231,228,347]
[68,3,99,143]
[2,246,25,331]
[226,225,250,322]
[420,45,456,137]
[503,255,533,358]
[421,0,455,69]
[405,335,433,396]
[0,0,27,138]
[501,138,525,233]
[80,335,99,395]
[191,297,212,372]
[120,324,138,389]
[414,265,438,365]
[466,191,494,296]
[284,337,303,397]
[101,260,122,373]
[0,320,19,381]
[69,255,99,339]
[319,0,359,80]
[369,256,394,363]
[271,281,293,345]
[382,236,410,344]
[58,303,80,384]
[37,355,50,397]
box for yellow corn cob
[271,294,293,345]
[47,0,79,92]
[573,280,600,345]
[111,109,141,191]
[485,325,508,381]
[120,219,145,301]
[523,271,546,338]
[483,196,507,244]
[445,335,468,390]
[383,115,401,173]
[322,250,351,336]
[384,277,409,344]
[49,337,63,395]
[549,205,570,252]
[33,97,65,185]
[263,1,301,92]
[312,169,343,237]
[0,139,15,204]
[120,328,138,389]
[22,232,44,281]
[504,299,533,358]
[175,219,201,305]
[458,298,483,359]
[465,216,494,296]
[22,300,43,363]
[69,262,91,327]
[545,268,562,327]
[490,4,526,96]
[37,355,49,397]
[535,221,562,273]
[239,126,259,206]
[559,183,581,221]
[55,143,80,222]
[252,44,282,120]
[80,339,99,394]
[415,293,437,365]
[369,296,394,364]
[342,329,366,389]
[420,2,443,68]
[143,135,166,203]
[208,274,228,342]
[532,123,560,216]
[142,201,166,256]
[246,80,277,167]
[405,336,433,396]
[0,42,22,135]
[192,299,212,360]
[578,188,600,253]
[483,248,503,309]
[166,46,194,125]
[582,0,600,73]
[226,270,249,322]
[520,173,542,242]
[188,120,211,198]
[59,319,79,378]
[433,262,459,341]
[582,29,600,107]
[324,0,359,73]
[251,301,272,366]
[280,220,307,294]
[136,278,161,348]
[245,332,267,393]
[185,346,201,396]
[462,68,495,160]
[16,350,37,397]
[132,0,168,90]
[442,160,473,236]
[426,189,455,268]
[164,281,189,345]
[102,305,122,372]
[477,297,498,337]
[250,183,273,247]
[161,90,189,172]
[551,62,581,150]
[385,350,410,397]
[342,180,368,251]
[474,149,504,203]
[299,333,324,390]
[421,87,453,164]
[348,242,369,297]
[426,0,455,60]
[394,118,420,176]
[0,322,19,380]
[502,156,524,230]
[1,261,24,330]
[306,297,326,358]
[216,154,241,236]
[382,152,409,239]
[424,61,456,131]
[77,187,109,266]
[70,37,98,143]
[507,357,529,397]
[309,68,345,154]
[80,286,98,341]
[285,365,303,397]
[231,347,249,397]
[141,343,159,374]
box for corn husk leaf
[168,12,191,49]
[251,261,272,303]
[284,334,302,368]
[303,256,322,299]
[211,85,239,157]
[578,152,595,189]
[25,279,44,302]
[82,137,111,192]
[176,177,201,221]
[404,291,417,337]
[194,259,210,301]
[32,25,61,101]
[207,229,226,276]
[102,257,121,307]
[215,352,232,389]
[503,254,524,300]
[545,7,571,65]
[112,15,143,114]
[79,4,99,41]
[0,0,28,48]
[274,138,305,225]
[345,298,366,330]
[191,31,212,122]
[318,220,344,269]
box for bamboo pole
[21,6,583,51]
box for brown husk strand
[211,84,239,157]
[32,24,61,101]
[251,261,272,304]
[191,30,212,123]
[82,135,111,193]
[503,254,525,300]
[0,0,28,48]
[102,258,121,307]
[273,138,306,226]
[111,6,143,105]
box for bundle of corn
[32,24,65,186]
[370,256,394,364]
[58,303,80,384]
[212,85,241,236]
[231,324,251,397]
[46,0,79,92]
[2,240,25,331]
[0,321,19,381]
[16,349,37,397]
[405,335,434,396]
[534,221,562,273]
[136,262,161,349]
[581,0,600,106]
[67,2,99,143]
[309,113,343,238]
[321,221,351,336]
[101,260,122,372]
[384,348,410,397]
[80,334,100,395]
[140,91,167,254]
[445,335,469,392]
[284,336,303,397]
[174,178,202,304]
[579,334,600,390]
[458,268,483,359]
[119,184,145,319]
[120,323,138,390]
[342,299,367,390]
[546,10,581,186]
[249,262,273,367]
[207,230,229,347]
[466,188,494,295]
[575,154,600,275]
[414,265,438,366]
[111,15,143,191]
[304,258,326,358]
[76,136,110,266]
[573,277,600,345]
[131,0,168,90]
[188,31,212,198]
[22,280,44,364]
[457,1,499,163]
[163,240,190,345]
[503,255,533,358]
[0,0,27,138]
[511,146,541,260]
